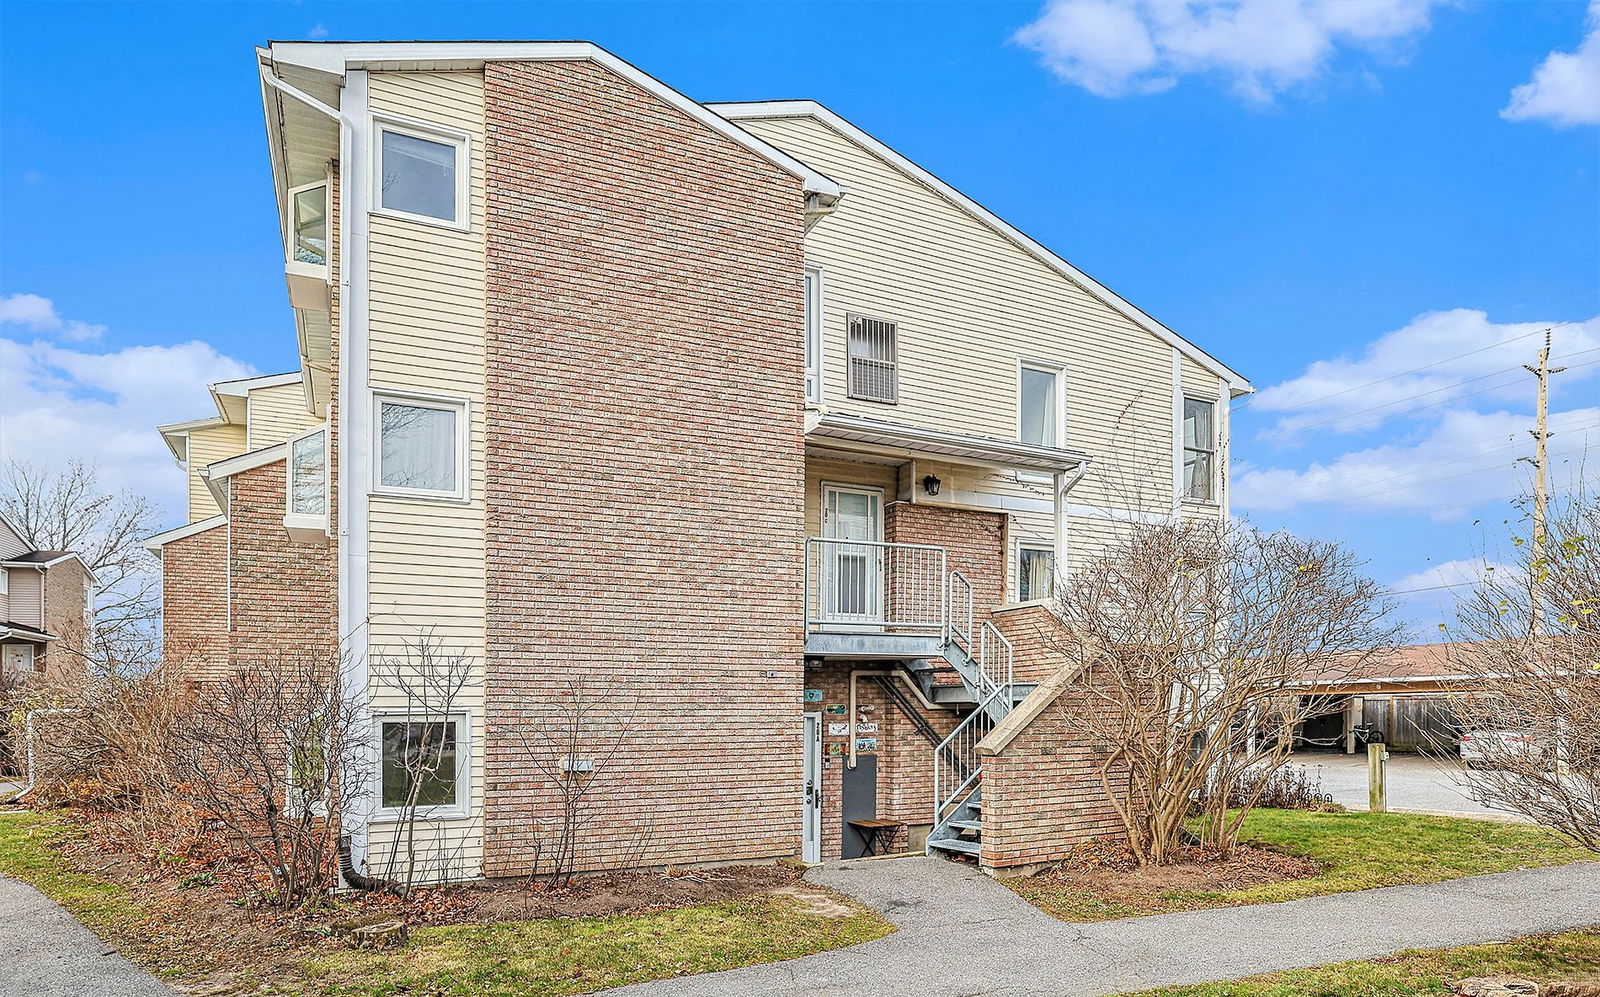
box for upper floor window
[1182,397,1217,502]
[804,269,822,403]
[1019,361,1063,448]
[847,313,897,403]
[0,567,8,595]
[375,392,469,501]
[289,181,328,266]
[284,426,329,542]
[374,118,468,227]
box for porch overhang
[805,412,1090,474]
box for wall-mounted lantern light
[922,474,942,497]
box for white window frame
[285,717,334,819]
[370,710,473,822]
[1016,358,1067,449]
[286,179,330,269]
[371,390,471,502]
[1181,396,1219,504]
[804,267,824,404]
[370,113,472,232]
[283,424,330,538]
[0,567,8,595]
[1016,541,1056,604]
[2,643,34,676]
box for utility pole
[1519,329,1566,636]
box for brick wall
[979,672,1130,870]
[992,603,1072,684]
[885,502,1008,620]
[227,462,337,675]
[161,524,229,682]
[481,59,808,876]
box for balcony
[803,538,951,660]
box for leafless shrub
[1221,764,1337,812]
[508,675,643,886]
[1048,516,1402,865]
[1449,486,1600,850]
[169,655,363,908]
[368,630,479,894]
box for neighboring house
[0,511,96,681]
[149,40,1248,882]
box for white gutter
[260,55,373,872]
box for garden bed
[1006,809,1595,923]
[0,807,892,996]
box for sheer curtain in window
[380,402,457,492]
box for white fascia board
[808,412,1092,472]
[711,100,1250,396]
[0,627,57,644]
[0,511,35,551]
[211,370,304,397]
[157,416,228,463]
[203,442,288,483]
[3,552,102,586]
[265,41,842,199]
[143,515,228,555]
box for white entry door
[820,484,883,624]
[802,713,823,863]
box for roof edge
[264,41,843,200]
[144,514,228,554]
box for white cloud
[1250,310,1600,438]
[307,22,330,40]
[1013,0,1438,103]
[0,292,108,342]
[1235,406,1600,516]
[0,334,256,525]
[1502,0,1600,127]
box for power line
[1235,322,1585,415]
[1283,445,1593,515]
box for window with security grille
[847,314,898,402]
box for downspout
[847,668,946,770]
[259,59,372,880]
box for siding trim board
[711,100,1249,397]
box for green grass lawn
[0,809,893,995]
[1007,809,1595,922]
[1117,929,1600,996]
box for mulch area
[1028,837,1321,907]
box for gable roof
[262,41,842,201]
[708,100,1250,396]
[0,511,34,550]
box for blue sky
[2,1,1597,637]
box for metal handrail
[947,570,974,655]
[804,537,948,635]
[932,684,1005,825]
[977,620,1015,703]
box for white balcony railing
[804,538,948,636]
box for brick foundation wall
[481,59,808,876]
[161,524,229,682]
[227,462,337,674]
[979,675,1130,870]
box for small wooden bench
[847,818,905,857]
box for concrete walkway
[603,855,1600,997]
[0,875,176,997]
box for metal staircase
[924,571,1017,863]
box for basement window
[374,117,469,228]
[283,426,329,542]
[847,313,898,403]
[374,714,470,819]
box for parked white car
[1459,729,1544,768]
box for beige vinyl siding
[186,424,248,522]
[247,381,318,449]
[363,70,487,881]
[6,568,42,629]
[745,116,1182,520]
[0,522,28,559]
